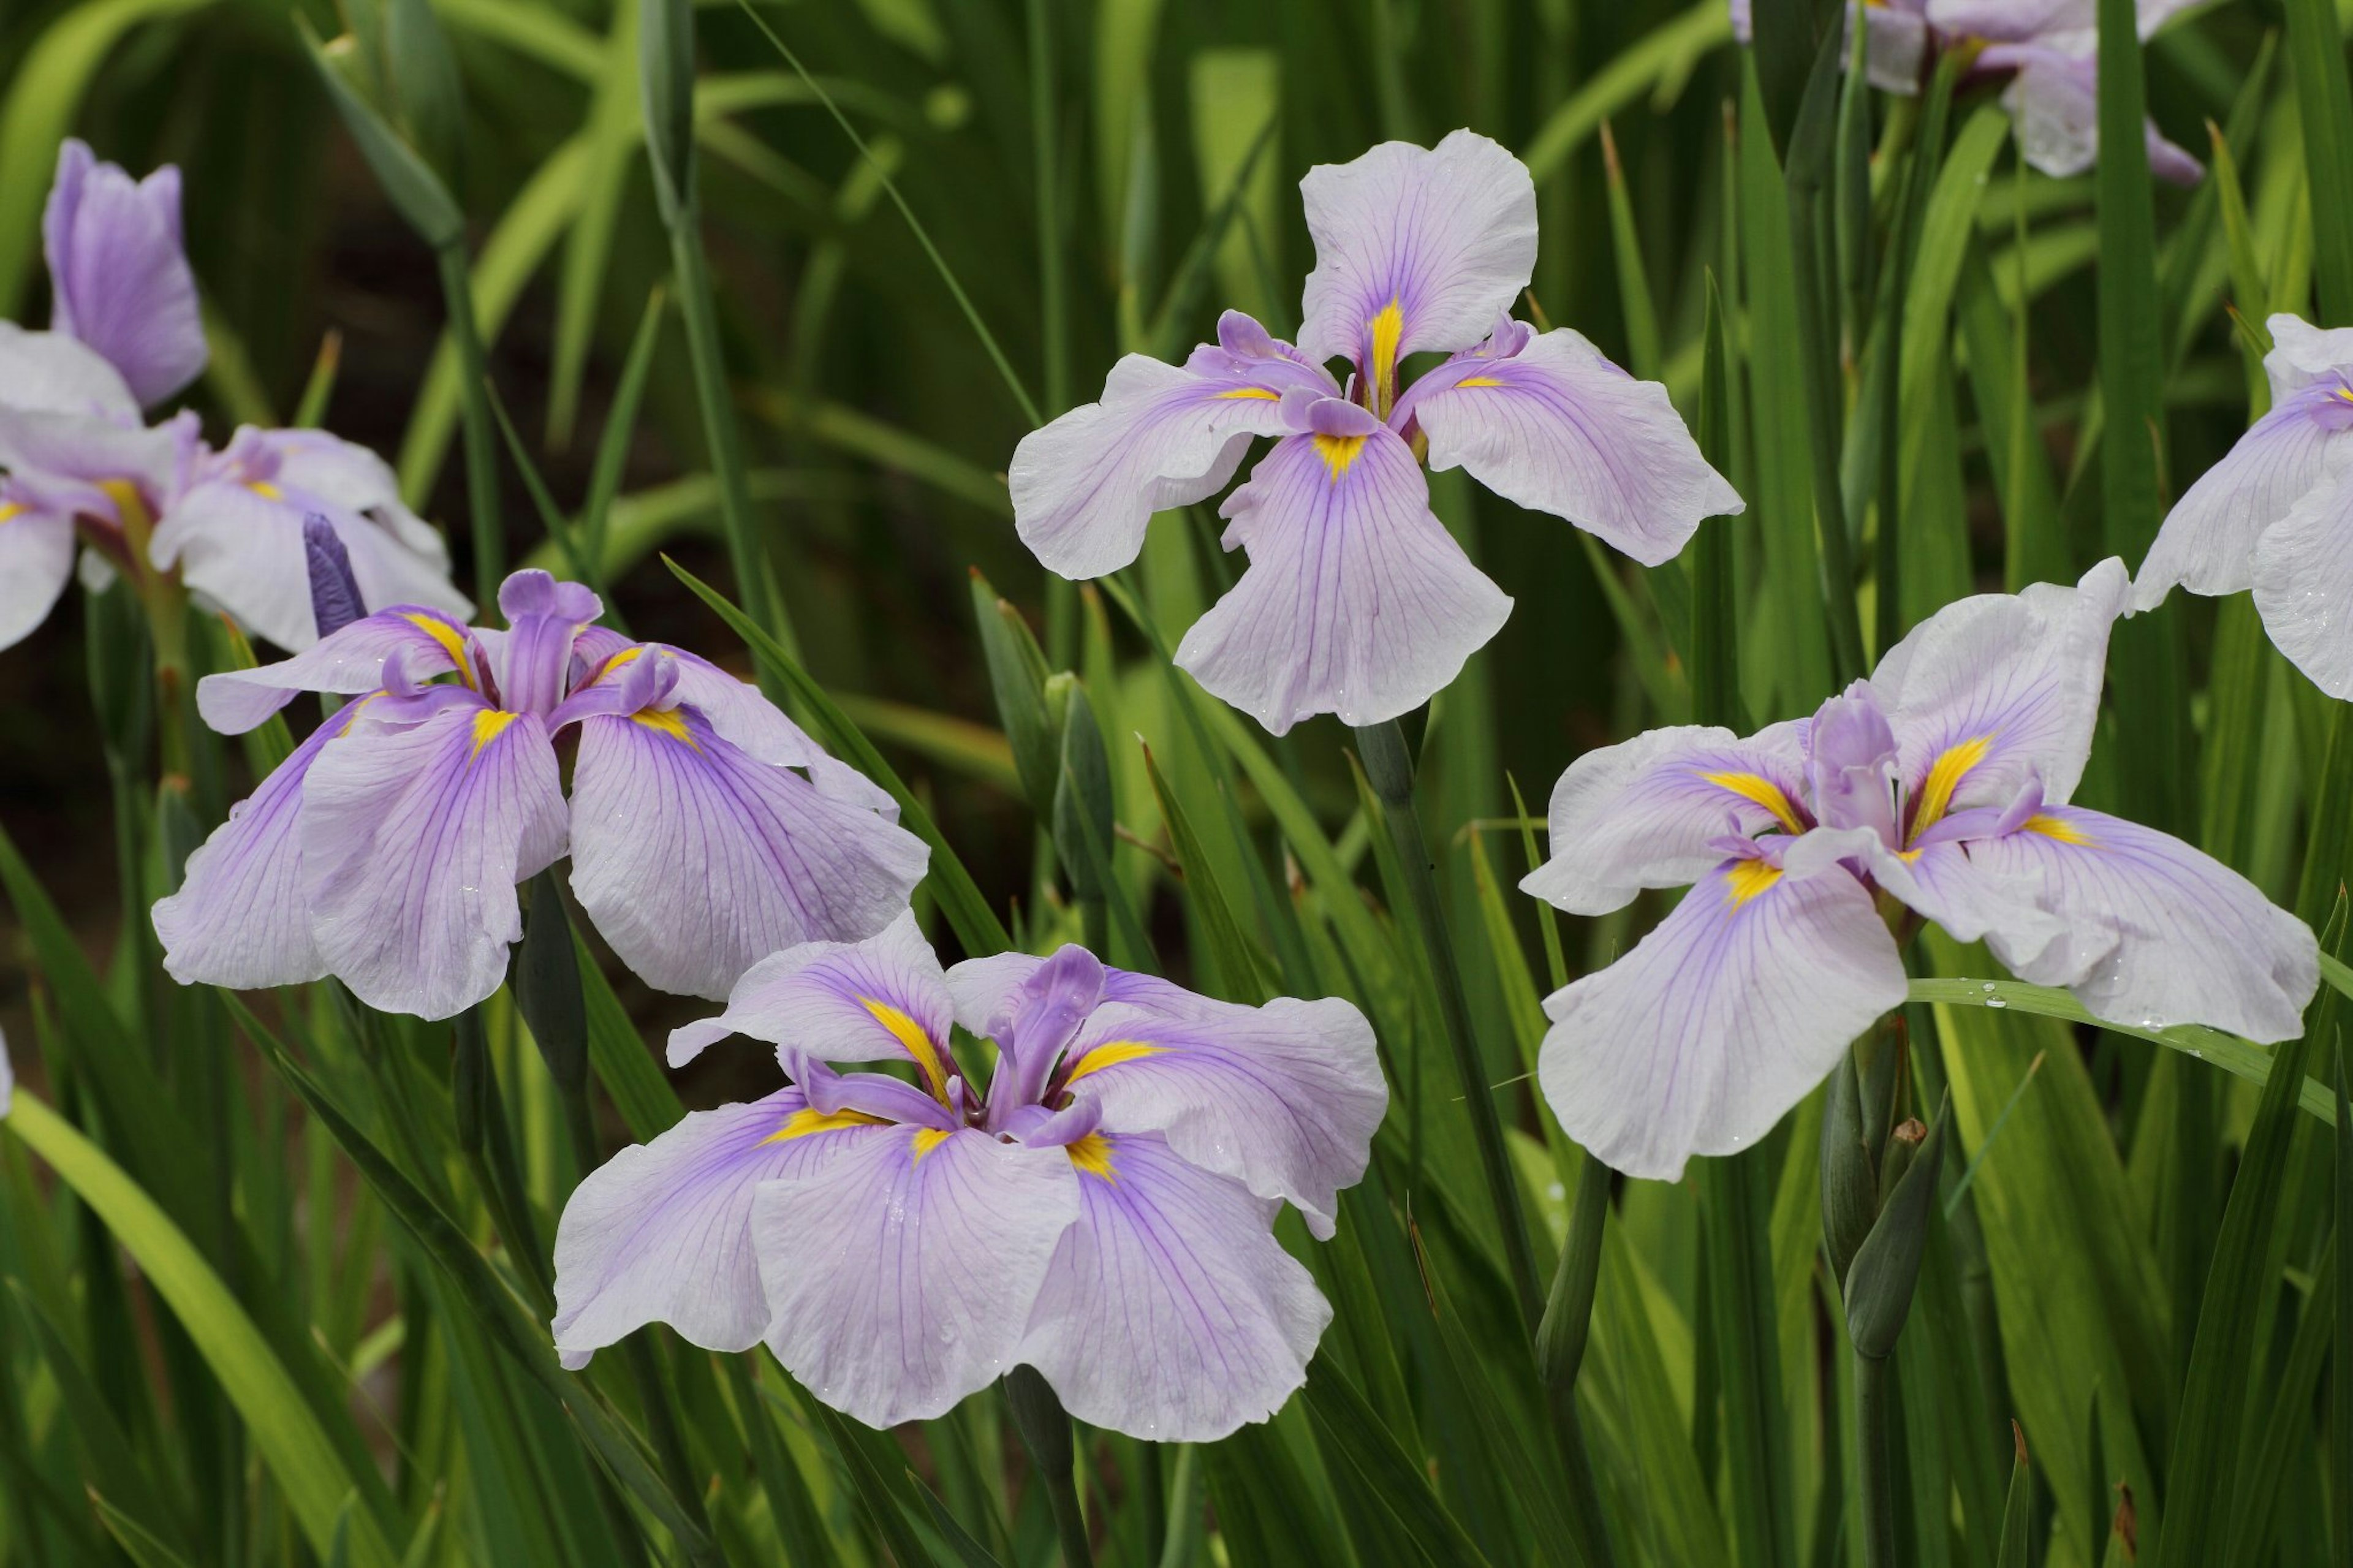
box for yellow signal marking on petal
[248,480,285,501]
[96,479,145,517]
[402,612,477,687]
[0,501,26,525]
[2336,388,2353,404]
[1064,1040,1164,1084]
[1368,297,1405,391]
[1216,386,1281,400]
[1453,375,1506,389]
[762,1107,886,1144]
[1724,860,1783,906]
[857,996,950,1100]
[1311,433,1368,479]
[911,1127,953,1162]
[1066,1132,1117,1182]
[1908,734,1995,844]
[1698,770,1806,835]
[469,708,519,759]
[2022,812,2093,845]
[629,706,698,748]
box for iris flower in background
[153,569,928,1020]
[550,915,1384,1440]
[2135,314,2353,696]
[0,140,467,654]
[1010,130,1739,736]
[1730,0,2202,183]
[1521,559,2314,1181]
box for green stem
[434,242,504,605]
[1007,1366,1093,1567]
[1353,718,1540,1325]
[1856,1351,1896,1568]
[1786,180,1867,686]
[1535,1148,1611,1390]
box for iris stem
[1535,1148,1611,1391]
[434,242,504,607]
[1006,1366,1093,1567]
[1856,1350,1896,1568]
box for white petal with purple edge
[0,502,75,651]
[2265,314,2353,403]
[2251,466,2353,699]
[1412,327,1740,566]
[753,1125,1079,1427]
[1536,847,1906,1182]
[667,911,955,1080]
[1176,418,1510,734]
[1018,1134,1330,1441]
[300,704,569,1020]
[2134,402,2347,608]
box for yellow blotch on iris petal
[1368,298,1405,391]
[1453,374,1506,389]
[248,480,285,501]
[1908,734,1994,843]
[0,501,26,525]
[1066,1132,1116,1182]
[403,613,476,686]
[1724,859,1783,906]
[1216,386,1281,401]
[858,996,950,1100]
[630,707,697,748]
[1699,770,1806,835]
[1064,1040,1164,1084]
[2022,812,2093,846]
[762,1107,886,1145]
[912,1127,953,1162]
[1311,433,1367,479]
[469,709,519,759]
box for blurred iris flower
[550,915,1385,1440]
[2135,314,2353,696]
[1522,559,2314,1181]
[1730,0,2201,183]
[153,569,928,1020]
[0,140,466,653]
[1010,130,1739,735]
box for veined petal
[1966,806,2317,1041]
[1018,1133,1330,1442]
[1536,849,1906,1182]
[0,496,75,651]
[2135,398,2349,608]
[1295,130,1537,376]
[1175,412,1510,734]
[567,706,929,1002]
[1870,556,2128,828]
[2251,466,2353,698]
[1520,721,1814,917]
[300,703,569,1020]
[551,1086,868,1368]
[1053,994,1383,1239]
[942,952,1193,1038]
[1010,314,1331,581]
[667,912,956,1086]
[195,606,480,733]
[42,140,205,407]
[1408,324,1740,566]
[2266,314,2353,404]
[752,1124,1080,1428]
[0,320,139,419]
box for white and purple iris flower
[1523,558,2314,1181]
[550,914,1385,1440]
[1010,130,1740,736]
[1730,0,2202,183]
[152,570,929,1020]
[2136,314,2353,697]
[0,139,467,653]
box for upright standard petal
[1009,313,1332,580]
[2265,314,2353,404]
[551,1086,868,1368]
[1406,322,1741,566]
[1536,848,1906,1181]
[1175,401,1510,734]
[42,140,207,407]
[0,491,76,651]
[2134,393,2352,608]
[300,703,569,1020]
[567,706,929,1001]
[1520,722,1814,916]
[2251,466,2353,699]
[195,606,480,733]
[666,912,956,1083]
[1053,994,1384,1238]
[1295,131,1538,383]
[1018,1133,1331,1442]
[752,1124,1080,1428]
[1965,806,2317,1041]
[0,320,140,419]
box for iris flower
[0,140,466,653]
[1730,0,2201,183]
[2136,314,2353,697]
[551,915,1385,1439]
[1010,130,1738,735]
[153,570,928,1020]
[1522,559,2314,1180]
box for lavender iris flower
[43,138,208,407]
[1521,559,2314,1181]
[551,914,1385,1439]
[1010,131,1740,735]
[2135,314,2353,697]
[1729,0,2202,184]
[152,570,929,1020]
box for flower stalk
[1007,1365,1094,1568]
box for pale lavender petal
[566,706,930,1002]
[1010,312,1333,580]
[0,321,139,419]
[1855,835,2067,952]
[1017,1132,1330,1441]
[1295,130,1537,377]
[0,399,186,515]
[195,605,480,734]
[494,570,601,716]
[1520,721,1814,916]
[1868,556,2128,821]
[1175,407,1510,735]
[300,703,569,1020]
[667,911,955,1081]
[1406,324,1741,566]
[2135,397,2351,608]
[42,140,206,407]
[1965,806,2317,1040]
[2251,466,2353,699]
[1536,849,1906,1181]
[1806,684,1901,841]
[943,953,1196,1037]
[752,1124,1080,1427]
[0,493,76,651]
[2265,314,2353,405]
[1996,48,2200,186]
[550,1085,873,1368]
[1053,993,1384,1239]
